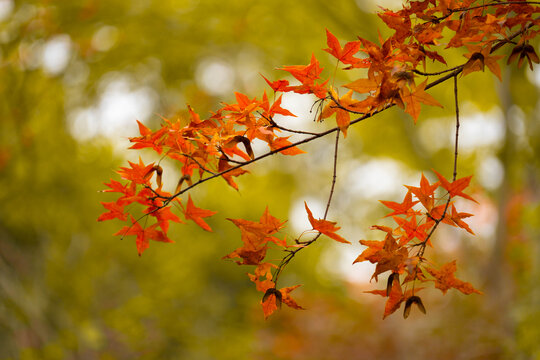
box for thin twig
[272,130,341,285]
[431,1,540,22]
[324,130,340,219]
[413,65,464,77]
[259,112,322,135]
[452,75,460,182]
[414,73,461,282]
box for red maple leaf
[98,201,127,222]
[323,29,363,65]
[380,190,419,217]
[406,173,439,211]
[304,202,350,244]
[114,216,173,256]
[184,195,217,232]
[434,170,478,203]
[425,260,482,295]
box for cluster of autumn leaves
[358,172,482,318]
[100,0,539,318]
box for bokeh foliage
[1,0,540,359]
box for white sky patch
[526,62,540,86]
[346,158,412,200]
[419,117,451,153]
[68,75,157,143]
[477,155,504,190]
[71,108,100,141]
[42,34,71,76]
[0,0,13,22]
[457,108,505,152]
[320,244,375,284]
[196,58,235,96]
[419,107,505,154]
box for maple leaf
[117,157,155,185]
[98,201,127,222]
[434,170,478,203]
[406,173,439,211]
[224,208,287,265]
[393,215,433,244]
[261,285,304,319]
[354,227,408,281]
[366,280,422,319]
[279,54,323,84]
[323,29,363,64]
[353,239,384,264]
[129,120,167,154]
[425,260,482,295]
[184,195,217,232]
[102,179,129,194]
[462,45,504,81]
[378,10,412,42]
[448,203,475,234]
[269,136,306,156]
[304,202,350,244]
[400,80,443,122]
[146,205,183,233]
[280,285,304,310]
[114,216,173,256]
[278,54,329,98]
[223,246,268,265]
[380,280,405,319]
[344,76,379,94]
[380,190,419,217]
[248,263,276,292]
[218,156,249,190]
[259,206,287,233]
[373,233,408,280]
[261,74,290,92]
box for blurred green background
[1,0,540,359]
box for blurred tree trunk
[486,68,517,345]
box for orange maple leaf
[449,203,475,234]
[98,201,127,222]
[365,280,422,319]
[304,202,350,244]
[380,190,419,217]
[323,29,363,65]
[356,230,408,281]
[261,285,304,319]
[279,54,323,85]
[117,157,155,185]
[269,136,306,156]
[462,45,504,81]
[405,173,439,211]
[434,170,478,203]
[261,74,290,92]
[114,216,173,256]
[146,205,183,233]
[184,195,217,232]
[425,260,482,295]
[128,120,167,154]
[400,80,443,122]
